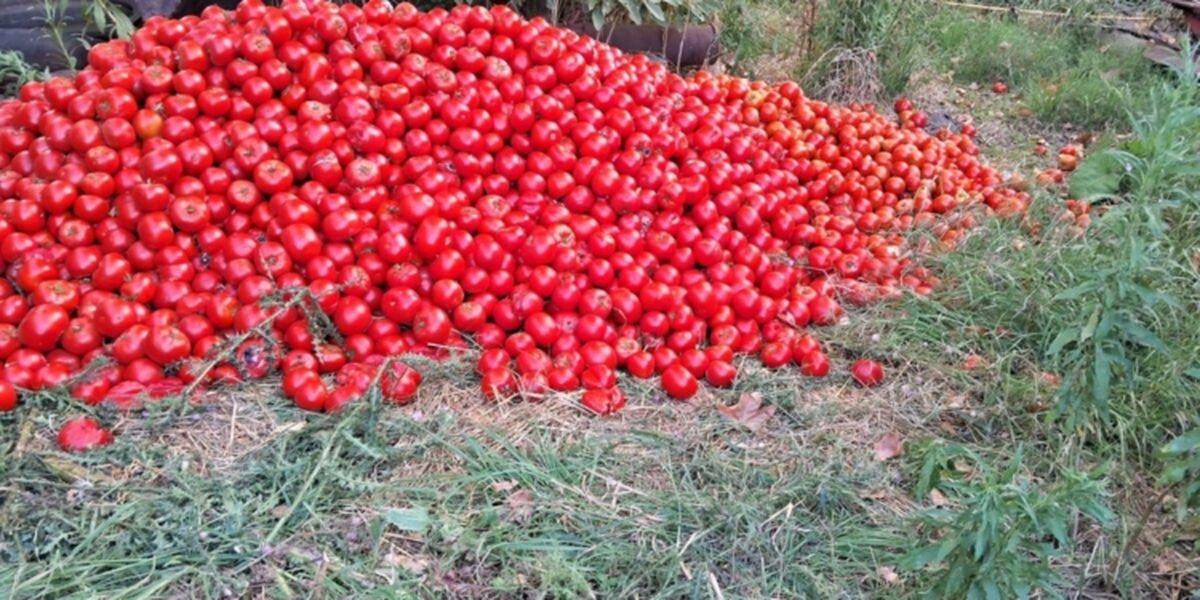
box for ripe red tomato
[332,296,372,335]
[705,360,736,387]
[18,304,70,352]
[580,387,624,415]
[660,363,698,400]
[147,326,192,365]
[798,351,831,378]
[61,318,102,356]
[412,304,450,344]
[850,359,884,387]
[760,342,792,369]
[57,417,114,452]
[0,381,17,411]
[382,362,422,404]
[480,367,516,399]
[95,297,139,338]
[71,378,110,405]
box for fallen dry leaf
[945,393,969,410]
[717,392,776,432]
[272,421,307,435]
[383,552,432,574]
[929,488,949,507]
[1037,371,1062,387]
[502,488,534,525]
[490,480,517,493]
[859,488,891,501]
[873,432,905,462]
[877,565,901,585]
[40,456,118,486]
[952,458,975,475]
[960,355,986,371]
[937,417,961,437]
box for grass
[917,7,1163,128]
[720,0,1167,128]
[1,382,923,598]
[826,59,1200,595]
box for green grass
[916,8,1164,128]
[1,390,922,599]
[720,0,1167,127]
[717,0,808,77]
[829,63,1200,595]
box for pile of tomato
[0,0,1028,449]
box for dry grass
[803,47,886,104]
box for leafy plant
[1161,424,1200,520]
[43,0,79,71]
[1044,60,1200,426]
[808,0,922,94]
[0,51,48,98]
[901,443,1113,599]
[813,0,904,51]
[582,0,722,30]
[82,0,135,41]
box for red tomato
[798,351,831,378]
[0,380,17,411]
[660,363,698,400]
[0,1,1030,422]
[480,367,516,399]
[18,304,70,352]
[147,326,192,365]
[57,417,114,452]
[412,304,450,344]
[95,297,139,338]
[705,360,736,387]
[382,362,422,404]
[850,359,884,387]
[332,296,372,335]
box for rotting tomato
[57,417,114,452]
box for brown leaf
[273,421,307,435]
[877,565,901,585]
[859,488,890,501]
[40,456,118,486]
[929,488,948,507]
[952,458,975,475]
[383,552,431,574]
[873,432,905,462]
[945,393,970,409]
[1037,371,1061,387]
[502,489,534,525]
[490,480,517,493]
[717,392,777,432]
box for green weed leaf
[381,507,431,532]
[1069,152,1124,200]
[1161,429,1200,456]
